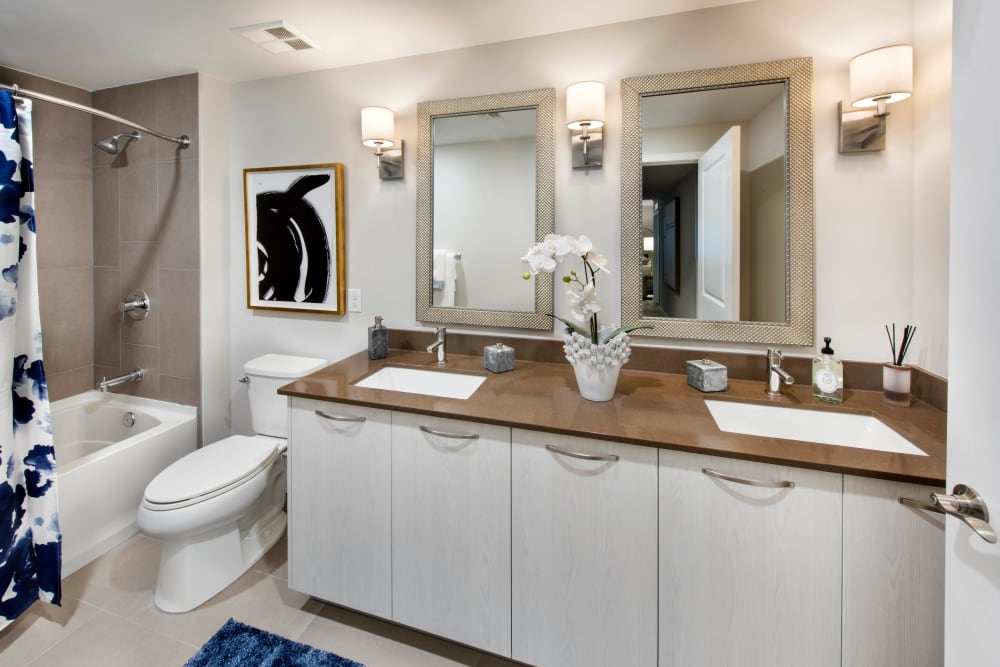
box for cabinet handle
[702,467,794,489]
[315,410,366,423]
[419,425,479,440]
[545,444,619,462]
[898,496,945,515]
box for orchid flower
[521,233,650,344]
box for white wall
[199,73,232,444]
[227,0,948,431]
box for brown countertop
[279,349,946,486]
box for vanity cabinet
[842,476,945,667]
[390,413,512,656]
[658,449,842,667]
[287,399,392,618]
[511,429,658,667]
[287,394,945,667]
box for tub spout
[97,368,145,392]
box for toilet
[137,353,326,613]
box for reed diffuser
[883,323,916,407]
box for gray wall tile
[34,160,93,269]
[159,269,200,380]
[156,74,199,162]
[93,168,120,266]
[157,159,200,269]
[39,267,94,373]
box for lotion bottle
[368,315,388,360]
[812,336,843,403]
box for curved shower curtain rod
[0,82,191,149]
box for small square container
[686,359,728,392]
[483,343,515,373]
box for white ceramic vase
[563,331,632,402]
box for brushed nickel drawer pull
[545,444,619,462]
[702,467,795,489]
[315,410,366,423]
[419,425,480,440]
[899,496,945,514]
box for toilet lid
[144,436,283,506]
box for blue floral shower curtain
[0,90,61,629]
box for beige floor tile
[134,568,321,648]
[26,610,196,667]
[253,534,289,580]
[298,604,524,667]
[59,534,161,618]
[0,598,101,666]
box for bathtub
[50,390,197,576]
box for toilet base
[153,508,286,613]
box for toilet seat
[142,436,284,511]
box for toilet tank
[244,354,327,438]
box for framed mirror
[416,88,555,329]
[621,58,813,344]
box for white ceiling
[0,0,751,91]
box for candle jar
[882,363,912,407]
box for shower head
[95,131,141,155]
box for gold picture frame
[243,163,345,314]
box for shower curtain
[0,90,61,629]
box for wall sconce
[839,45,913,153]
[567,81,605,169]
[361,106,404,179]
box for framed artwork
[243,163,345,314]
[660,196,678,292]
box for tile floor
[0,534,525,666]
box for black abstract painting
[244,164,345,314]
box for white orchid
[521,234,650,345]
[520,243,557,275]
[567,282,602,322]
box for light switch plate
[347,288,362,313]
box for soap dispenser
[368,315,388,360]
[812,336,843,403]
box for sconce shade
[566,81,606,130]
[850,45,912,108]
[361,106,396,148]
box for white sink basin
[354,366,486,400]
[704,400,927,456]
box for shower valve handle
[119,289,150,320]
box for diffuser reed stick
[885,323,916,366]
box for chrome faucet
[765,349,795,397]
[97,368,145,392]
[427,327,446,365]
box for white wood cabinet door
[659,449,842,667]
[843,476,945,667]
[391,413,511,656]
[287,398,392,618]
[511,429,658,667]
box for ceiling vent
[231,20,317,54]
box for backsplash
[388,328,947,412]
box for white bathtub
[51,391,197,576]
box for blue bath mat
[185,618,366,667]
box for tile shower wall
[92,74,201,410]
[0,66,95,401]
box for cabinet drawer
[511,429,658,667]
[659,450,842,667]
[391,413,512,656]
[287,399,392,617]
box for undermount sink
[704,400,927,456]
[354,366,486,400]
